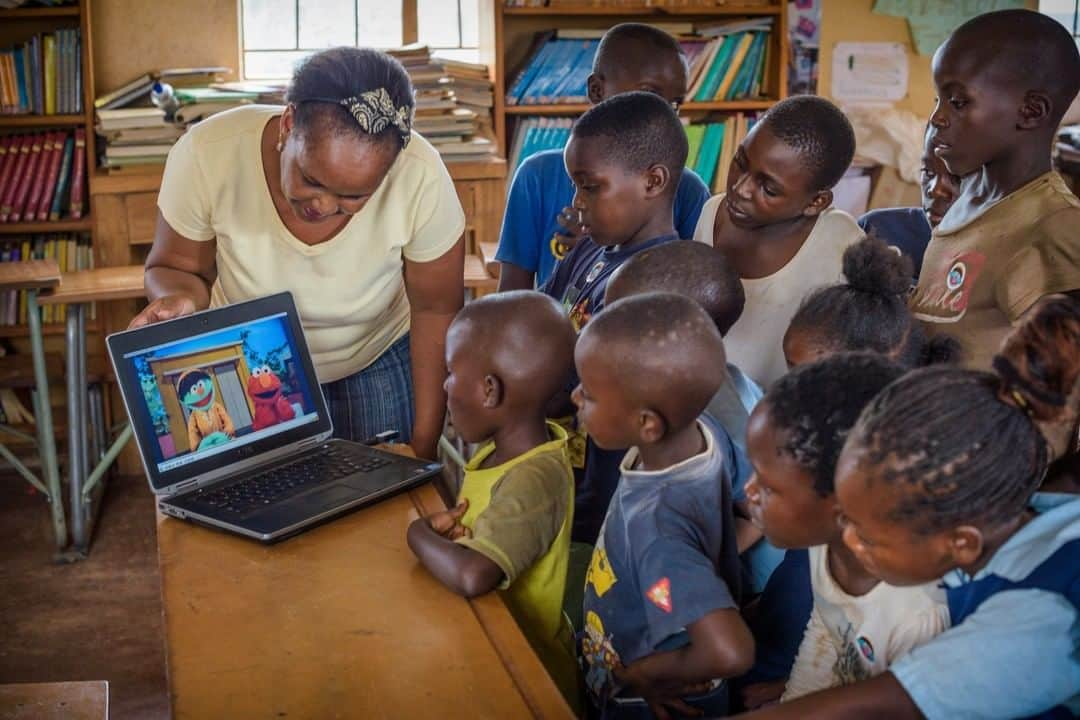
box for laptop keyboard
[194,445,393,515]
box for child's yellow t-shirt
[911,171,1080,370]
[157,105,465,383]
[456,421,579,709]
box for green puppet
[178,369,235,452]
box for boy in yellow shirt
[406,291,579,708]
[911,9,1080,369]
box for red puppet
[247,365,296,431]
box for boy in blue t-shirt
[497,23,710,291]
[573,293,753,719]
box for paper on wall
[831,42,909,104]
[873,0,1025,56]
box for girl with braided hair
[738,336,1078,718]
[131,47,466,460]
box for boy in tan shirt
[911,9,1080,370]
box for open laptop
[107,291,442,543]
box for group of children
[407,9,1080,719]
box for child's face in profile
[928,41,1026,177]
[723,125,822,230]
[834,446,956,587]
[743,403,839,549]
[443,323,497,445]
[572,340,641,450]
[920,131,961,228]
[565,135,655,247]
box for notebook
[107,291,441,543]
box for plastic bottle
[150,81,180,119]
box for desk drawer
[124,192,158,246]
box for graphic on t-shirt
[123,312,320,474]
[833,622,873,686]
[911,250,987,323]
[646,577,673,614]
[568,297,593,333]
[582,610,621,700]
[586,544,618,597]
[856,636,875,663]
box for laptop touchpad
[294,484,358,512]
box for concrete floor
[0,473,169,719]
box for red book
[67,127,86,220]
[37,130,64,221]
[0,135,31,222]
[21,133,52,223]
[0,136,16,210]
[9,133,44,223]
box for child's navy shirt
[857,207,931,282]
[580,418,742,702]
[497,149,711,286]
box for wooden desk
[0,681,108,720]
[158,481,574,720]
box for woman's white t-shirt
[693,194,864,387]
[158,105,465,383]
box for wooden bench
[0,681,108,719]
[465,253,498,296]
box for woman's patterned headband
[300,88,412,148]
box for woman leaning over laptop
[130,47,466,461]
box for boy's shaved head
[605,241,745,336]
[588,23,688,106]
[449,291,575,404]
[942,10,1080,123]
[578,292,726,429]
[572,91,689,181]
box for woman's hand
[129,294,198,329]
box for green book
[728,32,766,101]
[694,34,741,103]
[696,122,725,188]
[685,124,706,170]
[175,87,260,104]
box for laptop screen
[109,293,333,493]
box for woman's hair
[286,47,415,148]
[993,295,1080,427]
[788,235,961,367]
[848,366,1050,535]
[765,353,906,497]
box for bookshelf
[478,1,789,157]
[0,0,97,235]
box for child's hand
[615,660,704,720]
[741,679,786,709]
[551,206,587,258]
[426,500,472,540]
[128,294,197,329]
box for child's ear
[946,525,985,567]
[1017,91,1052,130]
[637,408,667,445]
[587,73,605,104]
[280,103,296,138]
[802,189,832,218]
[482,374,504,409]
[644,163,671,198]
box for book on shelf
[508,116,573,171]
[0,27,82,116]
[0,129,83,223]
[0,234,93,326]
[94,66,231,110]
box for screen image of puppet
[133,316,317,462]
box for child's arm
[736,672,920,720]
[406,501,505,598]
[618,607,755,718]
[736,516,764,554]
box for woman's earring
[276,139,284,152]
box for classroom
[0,0,1077,718]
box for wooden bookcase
[0,0,97,339]
[477,1,789,158]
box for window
[1041,0,1080,45]
[241,0,479,80]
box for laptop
[107,291,442,543]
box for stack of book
[686,113,756,192]
[388,45,497,162]
[93,67,235,169]
[508,117,572,171]
[96,107,175,168]
[506,34,599,106]
[0,233,94,325]
[0,28,82,115]
[0,128,87,223]
[685,18,773,102]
